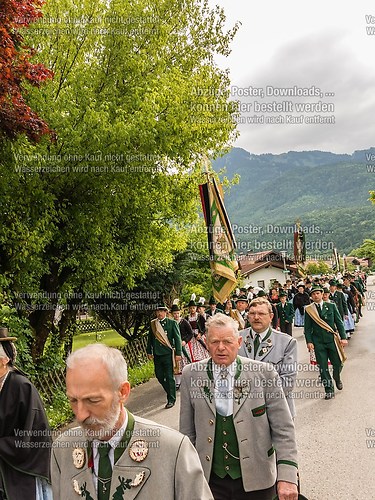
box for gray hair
[66,343,128,390]
[0,344,8,360]
[206,313,239,339]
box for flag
[293,225,306,264]
[199,177,238,303]
[332,247,340,271]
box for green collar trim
[114,409,135,463]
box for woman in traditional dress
[185,295,209,362]
[196,297,207,332]
[171,301,193,388]
[222,298,235,316]
[0,327,52,500]
[337,283,355,338]
[269,287,279,304]
[293,284,311,327]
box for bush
[128,361,154,386]
[43,390,74,430]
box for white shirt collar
[251,327,269,341]
[212,360,236,380]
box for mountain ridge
[212,147,375,256]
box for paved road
[127,282,375,500]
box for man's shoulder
[165,317,178,326]
[133,415,182,440]
[54,426,88,447]
[239,327,250,338]
[182,358,209,376]
[270,329,296,345]
[238,355,278,377]
[324,301,337,310]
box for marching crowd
[0,271,367,500]
[147,271,367,406]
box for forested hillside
[213,148,375,256]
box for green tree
[350,239,375,269]
[90,222,212,342]
[0,0,239,364]
[304,261,330,275]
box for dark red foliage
[0,0,54,142]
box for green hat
[322,287,330,294]
[257,290,267,297]
[235,296,248,304]
[279,291,287,298]
[208,296,217,305]
[187,300,197,307]
[309,284,324,294]
[329,279,337,286]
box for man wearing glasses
[238,297,298,418]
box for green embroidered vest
[212,414,241,480]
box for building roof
[238,250,299,277]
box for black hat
[0,327,17,342]
[0,327,17,365]
[188,300,197,307]
[155,304,169,311]
[171,304,180,312]
[208,296,217,305]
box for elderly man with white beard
[51,344,213,500]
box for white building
[239,250,300,291]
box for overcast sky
[208,0,375,154]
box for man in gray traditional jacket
[51,344,212,500]
[180,313,298,500]
[238,297,298,418]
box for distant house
[239,250,300,290]
[345,256,371,270]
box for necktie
[253,334,261,357]
[215,367,230,416]
[98,442,112,500]
[316,303,322,316]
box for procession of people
[0,269,368,499]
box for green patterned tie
[253,334,261,357]
[98,442,112,500]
